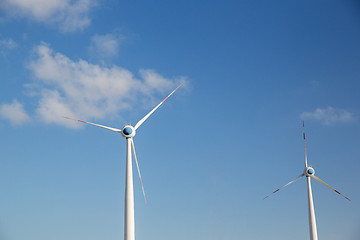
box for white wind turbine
[264,122,350,240]
[64,84,181,240]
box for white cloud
[139,69,175,93]
[89,33,122,59]
[1,0,95,32]
[0,100,30,126]
[0,38,18,55]
[0,38,17,50]
[26,43,187,128]
[301,106,355,125]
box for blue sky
[1,0,360,239]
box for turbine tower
[264,122,350,240]
[64,84,181,240]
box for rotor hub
[121,125,136,138]
[305,167,315,176]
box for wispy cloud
[0,100,30,126]
[1,0,96,32]
[24,42,187,128]
[300,106,355,125]
[0,38,17,50]
[0,38,18,55]
[89,33,123,59]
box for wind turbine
[64,84,182,240]
[264,122,350,240]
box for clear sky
[0,1,359,240]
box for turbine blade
[303,121,308,168]
[131,138,147,204]
[311,175,351,201]
[134,84,181,130]
[264,174,305,199]
[63,116,122,133]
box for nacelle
[305,167,315,176]
[121,125,136,138]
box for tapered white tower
[125,137,135,240]
[64,84,181,240]
[306,176,317,240]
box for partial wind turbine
[264,122,350,240]
[64,84,182,240]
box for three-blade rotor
[264,173,351,201]
[63,84,182,204]
[264,121,351,201]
